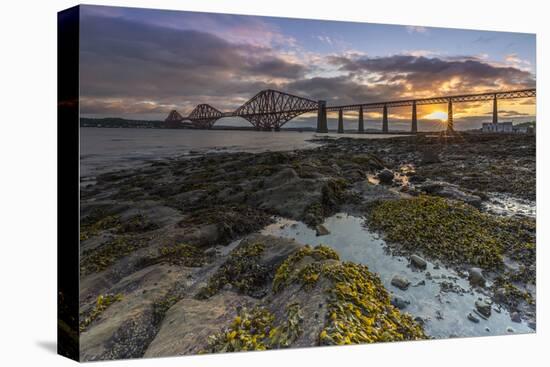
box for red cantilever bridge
[165,88,536,133]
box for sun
[425,111,448,121]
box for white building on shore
[482,122,534,134]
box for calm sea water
[80,128,400,178]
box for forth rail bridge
[165,88,536,133]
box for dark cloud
[484,109,531,117]
[79,14,305,114]
[327,54,535,92]
[285,75,404,105]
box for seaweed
[204,303,304,353]
[196,242,269,299]
[80,293,123,332]
[80,236,147,275]
[366,196,535,270]
[272,244,339,292]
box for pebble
[391,295,410,309]
[315,224,330,236]
[510,312,521,323]
[467,313,480,323]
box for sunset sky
[79,5,536,130]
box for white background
[0,0,547,365]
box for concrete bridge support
[382,104,388,133]
[338,109,344,133]
[447,100,454,132]
[411,101,418,133]
[492,94,498,124]
[316,100,328,133]
[358,106,364,133]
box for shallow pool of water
[261,213,533,339]
[482,193,536,218]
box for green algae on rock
[196,242,269,299]
[80,214,121,241]
[177,206,273,246]
[80,293,123,332]
[273,246,426,345]
[203,303,305,353]
[273,244,340,292]
[80,236,149,275]
[145,243,209,267]
[367,196,535,271]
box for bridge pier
[382,104,388,133]
[316,100,328,133]
[338,109,344,133]
[447,100,454,132]
[411,101,418,133]
[492,94,498,124]
[358,106,364,133]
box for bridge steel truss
[165,88,535,133]
[324,88,536,133]
[233,89,318,130]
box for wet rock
[468,267,485,286]
[467,313,480,323]
[204,247,217,256]
[377,169,394,184]
[264,168,298,188]
[507,327,515,333]
[410,254,427,270]
[422,182,482,208]
[315,224,330,236]
[408,175,426,184]
[510,312,521,323]
[528,321,536,330]
[144,292,258,357]
[475,299,492,318]
[421,149,441,164]
[413,316,425,325]
[391,275,410,290]
[391,295,410,310]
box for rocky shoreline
[77,132,536,361]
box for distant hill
[80,117,164,128]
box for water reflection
[261,213,533,338]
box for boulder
[377,169,394,184]
[475,299,492,318]
[391,275,410,290]
[315,224,330,236]
[510,312,521,323]
[391,295,410,310]
[468,267,486,287]
[417,181,482,208]
[410,255,427,270]
[420,149,441,164]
